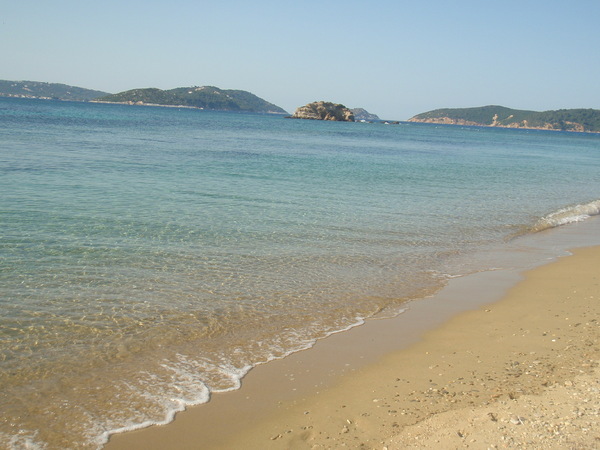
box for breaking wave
[532,199,600,232]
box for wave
[98,315,370,448]
[532,199,600,232]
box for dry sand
[107,245,599,449]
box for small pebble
[510,415,524,425]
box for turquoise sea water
[1,97,599,448]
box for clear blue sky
[3,0,599,119]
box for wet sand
[107,244,599,449]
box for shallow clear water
[1,98,599,448]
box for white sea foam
[0,430,47,450]
[102,315,370,447]
[533,199,600,232]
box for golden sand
[107,246,599,449]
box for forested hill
[409,105,600,133]
[97,86,287,114]
[0,80,109,101]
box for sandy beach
[107,244,599,449]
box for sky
[2,0,600,120]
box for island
[289,101,355,121]
[95,86,287,114]
[409,105,600,133]
[351,108,380,122]
[0,80,109,101]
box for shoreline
[89,99,288,115]
[246,244,599,449]
[408,118,600,134]
[106,219,600,449]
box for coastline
[89,100,204,109]
[234,244,599,449]
[408,117,600,134]
[106,219,600,449]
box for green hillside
[98,86,287,114]
[0,80,109,101]
[410,105,600,133]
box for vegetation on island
[3,79,596,130]
[351,108,380,121]
[97,86,287,114]
[0,80,109,101]
[409,105,600,133]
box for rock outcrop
[290,101,354,122]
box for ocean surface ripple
[1,98,599,449]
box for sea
[1,97,599,449]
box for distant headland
[2,80,598,130]
[0,80,109,101]
[95,86,287,114]
[0,80,287,115]
[351,108,380,122]
[409,105,600,133]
